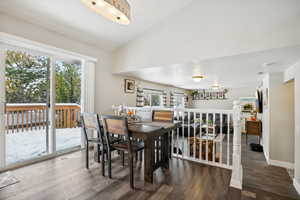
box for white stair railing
[124,105,242,189]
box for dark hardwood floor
[0,150,236,200]
[242,135,300,200]
[1,135,299,200]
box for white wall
[269,77,294,164]
[113,0,300,73]
[294,64,300,194]
[95,56,186,114]
[262,72,295,168]
[190,87,256,110]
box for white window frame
[143,89,164,108]
[174,94,185,108]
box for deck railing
[124,102,243,189]
[5,103,81,133]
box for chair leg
[86,142,89,169]
[101,149,105,176]
[108,151,112,179]
[139,151,143,162]
[121,151,125,166]
[97,144,101,163]
[129,156,134,189]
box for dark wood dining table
[128,121,180,183]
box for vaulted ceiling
[0,0,194,51]
[1,0,300,89]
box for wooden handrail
[5,104,81,134]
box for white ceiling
[0,0,194,51]
[1,0,299,89]
[119,46,300,89]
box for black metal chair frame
[81,113,121,176]
[101,115,144,189]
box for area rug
[0,172,20,190]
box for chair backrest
[81,113,104,143]
[152,110,174,122]
[101,115,132,151]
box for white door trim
[0,44,6,168]
[49,57,56,154]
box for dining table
[127,120,181,183]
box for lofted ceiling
[118,46,300,89]
[0,0,194,51]
[1,0,299,89]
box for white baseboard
[269,159,294,169]
[262,147,294,169]
[294,178,300,195]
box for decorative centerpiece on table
[111,104,141,123]
[126,110,141,123]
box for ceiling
[0,0,194,51]
[1,0,299,89]
[119,46,300,89]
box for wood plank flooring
[0,151,236,200]
[242,135,300,200]
[1,134,299,200]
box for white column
[294,65,300,194]
[0,45,6,168]
[48,57,56,154]
[230,100,243,189]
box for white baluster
[193,112,196,159]
[220,112,223,164]
[199,113,202,160]
[230,101,243,189]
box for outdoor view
[5,50,82,164]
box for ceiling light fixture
[192,75,204,82]
[81,0,131,25]
[212,84,220,90]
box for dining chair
[152,110,174,122]
[81,113,121,176]
[101,115,144,189]
[152,110,174,158]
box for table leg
[144,137,154,183]
[164,131,170,169]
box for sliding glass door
[55,59,82,151]
[4,49,50,165]
[0,44,85,167]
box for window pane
[144,94,150,106]
[5,50,49,165]
[151,94,161,106]
[175,95,184,107]
[55,60,82,151]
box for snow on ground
[6,128,81,165]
